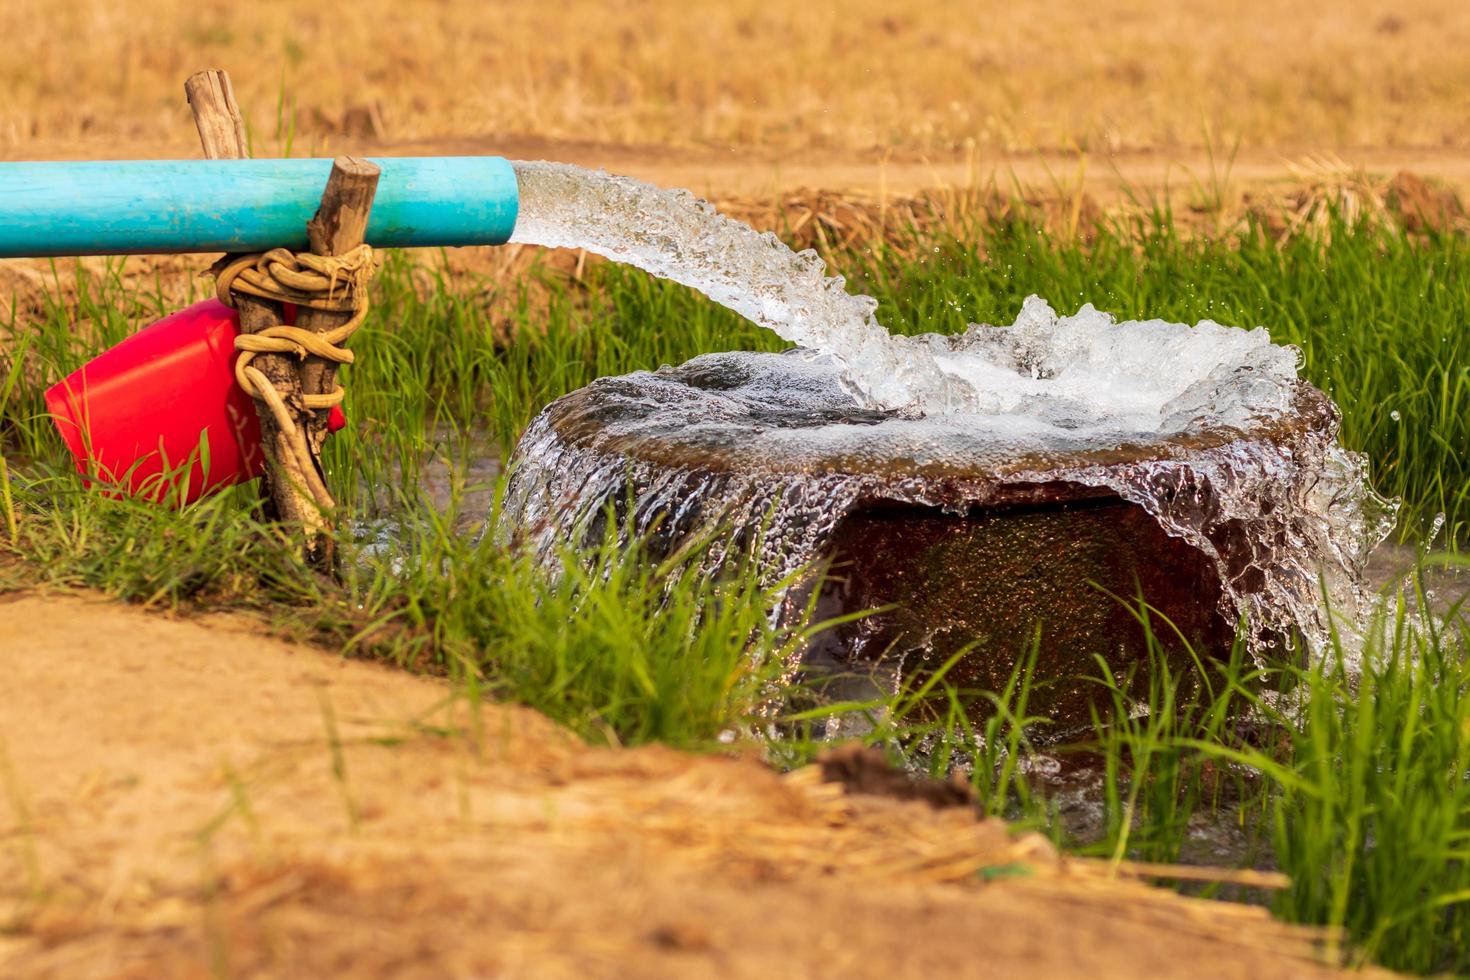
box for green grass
[0,472,810,751]
[1,210,1469,972]
[893,581,1470,975]
[1267,594,1470,972]
[1077,585,1470,975]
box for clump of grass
[343,503,814,749]
[1258,585,1470,973]
[895,583,1470,975]
[1,463,811,752]
[6,211,1465,540]
[4,466,320,608]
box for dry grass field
[4,0,1469,159]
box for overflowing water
[503,162,1398,658]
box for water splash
[502,349,1396,659]
[503,162,1398,657]
[511,160,941,410]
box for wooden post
[184,70,248,160]
[299,157,380,461]
[184,69,343,564]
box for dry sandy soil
[0,591,1371,979]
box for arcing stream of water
[503,161,1398,658]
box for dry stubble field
[5,0,1470,156]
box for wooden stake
[185,69,332,560]
[184,70,249,160]
[299,157,380,461]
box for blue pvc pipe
[0,157,519,258]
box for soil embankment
[0,592,1368,978]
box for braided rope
[213,244,376,409]
[211,244,376,511]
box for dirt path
[0,591,1365,978]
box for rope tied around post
[207,243,378,514]
[211,244,376,408]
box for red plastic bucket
[45,299,344,505]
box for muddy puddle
[349,433,501,566]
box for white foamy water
[510,161,1300,436]
[511,160,940,409]
[503,161,1398,658]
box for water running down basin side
[501,161,1396,679]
